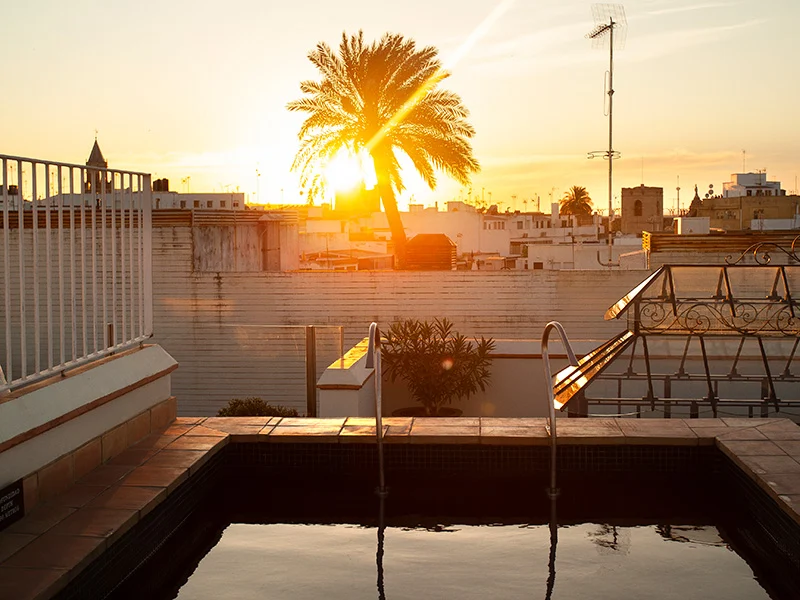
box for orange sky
[2,0,798,213]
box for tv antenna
[586,3,626,266]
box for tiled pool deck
[1,416,799,599]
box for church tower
[84,139,110,194]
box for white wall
[151,224,647,415]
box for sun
[324,148,377,195]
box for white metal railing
[0,154,153,393]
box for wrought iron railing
[0,154,153,392]
[604,264,799,337]
[561,261,800,418]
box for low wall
[318,337,800,419]
[318,339,591,419]
[0,345,178,518]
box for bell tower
[84,138,109,194]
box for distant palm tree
[560,186,593,216]
[287,31,480,266]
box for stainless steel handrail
[366,322,388,497]
[541,321,579,497]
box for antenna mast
[586,3,627,265]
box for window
[220,200,226,208]
[207,200,213,208]
[193,200,200,208]
[634,200,643,217]
[180,200,186,209]
[533,262,544,270]
[233,202,239,208]
[517,221,523,229]
[155,198,161,209]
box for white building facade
[723,172,785,198]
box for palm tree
[287,31,480,266]
[560,186,593,216]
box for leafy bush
[216,397,298,417]
[381,318,495,416]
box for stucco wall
[152,225,646,415]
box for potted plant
[381,318,495,416]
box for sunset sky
[2,0,798,213]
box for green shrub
[216,397,298,417]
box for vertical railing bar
[757,336,778,405]
[100,168,108,348]
[110,171,117,348]
[75,168,88,358]
[781,337,799,378]
[138,175,145,337]
[44,164,54,369]
[90,166,99,353]
[2,158,12,382]
[780,266,795,318]
[68,166,77,361]
[32,162,41,374]
[56,165,65,365]
[698,335,717,417]
[722,267,736,317]
[88,167,99,352]
[128,176,135,340]
[16,160,27,379]
[119,173,127,343]
[142,174,152,337]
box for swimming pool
[62,443,799,600]
[163,521,765,600]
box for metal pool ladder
[366,322,388,497]
[541,322,579,498]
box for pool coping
[1,415,799,599]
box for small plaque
[0,479,24,531]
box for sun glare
[324,148,377,194]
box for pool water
[104,469,786,600]
[173,520,770,600]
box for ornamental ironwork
[725,235,800,265]
[556,262,800,417]
[638,299,798,336]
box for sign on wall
[0,479,24,531]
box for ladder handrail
[541,321,579,496]
[366,322,387,497]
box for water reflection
[656,524,729,548]
[545,489,558,600]
[376,493,386,600]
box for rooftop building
[723,171,785,198]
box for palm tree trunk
[372,152,407,268]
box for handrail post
[366,322,387,497]
[305,325,317,417]
[541,321,579,498]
